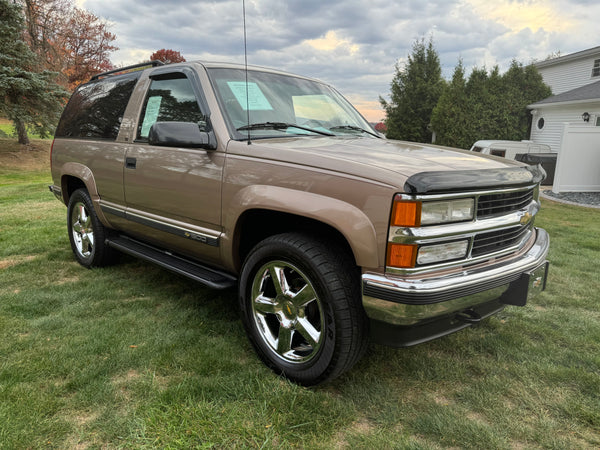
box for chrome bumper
[362,228,550,327]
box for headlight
[387,195,475,269]
[386,240,470,268]
[416,240,469,265]
[391,196,474,227]
[421,199,474,225]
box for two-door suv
[50,60,549,385]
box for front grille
[477,189,533,218]
[472,225,532,257]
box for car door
[123,69,224,263]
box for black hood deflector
[404,165,546,194]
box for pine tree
[0,0,68,144]
[431,60,552,149]
[380,37,444,143]
[430,61,470,148]
[500,60,552,140]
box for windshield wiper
[329,125,381,138]
[237,122,335,136]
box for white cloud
[79,0,600,121]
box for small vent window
[592,59,600,77]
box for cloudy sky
[80,0,600,122]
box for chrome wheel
[250,261,324,364]
[70,201,95,258]
[240,233,368,385]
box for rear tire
[67,188,117,268]
[239,233,368,385]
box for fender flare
[224,185,380,268]
[60,163,110,226]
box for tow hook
[455,309,482,324]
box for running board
[106,236,237,290]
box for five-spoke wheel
[251,261,324,364]
[239,233,368,385]
[70,201,95,258]
[67,188,116,267]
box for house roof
[534,46,600,69]
[528,80,600,108]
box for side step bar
[106,235,237,290]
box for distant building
[528,47,600,193]
[529,46,600,153]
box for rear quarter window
[55,73,140,140]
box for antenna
[243,0,251,145]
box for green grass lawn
[0,118,49,140]
[1,140,599,448]
[0,119,13,136]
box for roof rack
[91,60,165,81]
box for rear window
[55,73,140,140]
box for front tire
[239,233,368,385]
[67,188,117,268]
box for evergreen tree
[430,61,470,148]
[465,66,492,140]
[500,60,552,140]
[0,0,68,144]
[431,60,552,148]
[380,37,444,143]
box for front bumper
[362,227,550,347]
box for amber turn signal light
[391,199,421,227]
[386,243,418,268]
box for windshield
[207,67,378,140]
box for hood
[230,136,528,190]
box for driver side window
[138,73,206,140]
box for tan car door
[123,71,224,263]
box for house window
[537,117,545,129]
[593,59,600,77]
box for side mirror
[148,122,217,150]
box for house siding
[530,103,600,152]
[537,54,600,94]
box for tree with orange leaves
[21,0,118,90]
[150,49,186,65]
[59,7,118,90]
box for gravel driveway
[542,190,600,209]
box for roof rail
[91,60,165,81]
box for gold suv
[50,61,550,385]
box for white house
[528,47,600,192]
[529,81,600,153]
[529,46,600,153]
[534,46,600,95]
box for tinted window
[55,73,139,140]
[137,74,205,139]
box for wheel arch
[59,163,110,226]
[224,185,380,272]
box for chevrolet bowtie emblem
[520,212,533,225]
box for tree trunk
[16,120,30,145]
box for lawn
[0,118,49,140]
[1,139,599,448]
